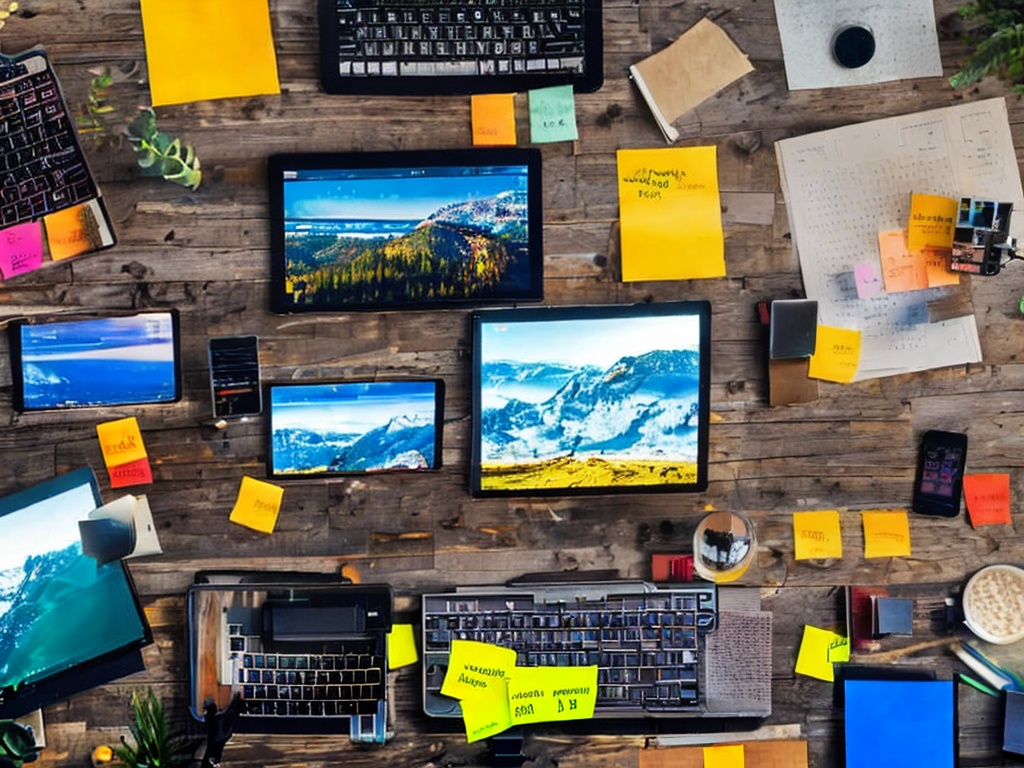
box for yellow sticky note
[472,93,517,146]
[795,625,849,682]
[703,743,745,768]
[441,640,517,701]
[96,417,148,467]
[878,229,928,293]
[861,509,911,558]
[507,665,598,725]
[461,683,512,743]
[229,476,284,534]
[908,193,958,251]
[141,0,280,107]
[387,624,419,670]
[617,146,725,281]
[807,325,861,383]
[792,510,843,560]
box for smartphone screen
[209,335,261,419]
[912,430,967,516]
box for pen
[957,672,1001,697]
[960,641,1024,692]
[951,644,1014,692]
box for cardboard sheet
[639,740,808,768]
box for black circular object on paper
[832,25,875,69]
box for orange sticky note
[793,510,843,560]
[44,202,105,261]
[472,93,517,146]
[861,510,911,558]
[141,0,280,107]
[878,229,928,293]
[96,417,149,467]
[963,473,1012,527]
[229,476,284,534]
[703,744,745,768]
[807,325,861,383]
[924,246,959,288]
[908,193,958,251]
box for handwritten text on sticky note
[96,417,149,466]
[795,624,849,682]
[507,665,598,725]
[472,93,517,146]
[807,325,861,383]
[861,509,911,558]
[441,640,517,701]
[0,221,43,279]
[963,473,1012,527]
[908,193,958,251]
[528,84,578,143]
[462,682,512,743]
[878,229,928,293]
[229,476,284,534]
[792,510,843,560]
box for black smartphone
[912,430,968,517]
[209,335,262,419]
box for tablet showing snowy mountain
[268,149,543,313]
[471,302,711,496]
[267,380,444,478]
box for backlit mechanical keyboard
[422,582,717,713]
[0,54,97,227]
[227,626,384,718]
[319,0,602,94]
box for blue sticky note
[844,679,954,768]
[528,85,578,143]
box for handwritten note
[853,262,883,298]
[387,624,419,670]
[528,85,578,143]
[617,145,725,281]
[441,640,517,701]
[963,473,1012,527]
[807,325,861,383]
[0,221,42,279]
[924,247,959,288]
[792,510,843,560]
[229,476,284,534]
[703,744,745,768]
[908,193,957,251]
[141,0,280,107]
[795,625,849,682]
[507,665,598,725]
[462,683,512,743]
[878,229,928,293]
[45,202,104,261]
[472,93,517,146]
[861,509,911,558]
[95,417,153,488]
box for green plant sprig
[126,108,202,191]
[111,688,198,768]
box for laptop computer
[318,0,603,95]
[186,572,393,744]
[422,576,772,723]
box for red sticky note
[0,221,43,279]
[963,473,1011,527]
[108,456,154,488]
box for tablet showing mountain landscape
[471,302,711,496]
[10,311,181,411]
[267,380,444,478]
[268,149,543,313]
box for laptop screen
[0,468,152,718]
[268,149,543,313]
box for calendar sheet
[775,98,1024,381]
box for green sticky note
[387,624,419,670]
[528,85,578,143]
[795,624,849,682]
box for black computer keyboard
[231,633,385,718]
[0,54,97,227]
[423,584,717,712]
[319,0,602,94]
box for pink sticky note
[854,262,883,298]
[0,221,43,280]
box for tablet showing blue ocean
[18,312,179,410]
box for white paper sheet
[773,0,942,90]
[775,98,1024,380]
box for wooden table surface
[2,0,1024,766]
